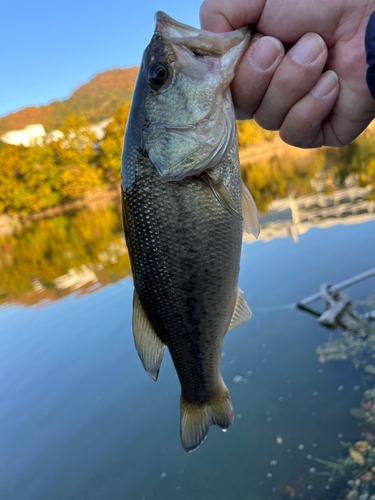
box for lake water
[1,149,375,499]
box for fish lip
[154,11,204,39]
[154,11,251,56]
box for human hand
[200,0,375,147]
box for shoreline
[0,186,121,237]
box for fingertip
[311,70,339,98]
[199,0,233,32]
[279,71,339,148]
[231,36,284,120]
[248,36,284,72]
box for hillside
[0,66,138,135]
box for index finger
[199,0,266,33]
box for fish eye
[148,63,170,91]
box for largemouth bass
[121,12,259,452]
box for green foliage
[99,103,130,182]
[0,142,61,214]
[0,115,103,215]
[50,115,103,199]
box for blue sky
[0,0,202,117]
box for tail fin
[180,383,234,453]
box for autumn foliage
[1,103,375,216]
[0,115,104,215]
[98,103,130,182]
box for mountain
[0,66,138,135]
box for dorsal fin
[132,290,165,381]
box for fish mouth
[154,11,204,39]
[154,11,250,58]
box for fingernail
[311,71,339,97]
[249,37,282,71]
[291,33,324,64]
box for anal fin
[228,287,252,331]
[241,182,260,238]
[132,290,165,381]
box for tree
[236,120,275,149]
[50,115,103,199]
[98,103,130,182]
[0,142,61,214]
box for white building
[0,124,46,147]
[0,118,112,148]
[86,118,113,140]
[45,129,64,143]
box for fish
[121,11,259,452]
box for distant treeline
[0,102,374,216]
[0,105,129,215]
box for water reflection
[244,186,375,244]
[1,174,374,308]
[0,202,131,308]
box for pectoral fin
[241,182,260,238]
[202,172,242,220]
[132,290,165,381]
[228,288,252,331]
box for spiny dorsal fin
[180,380,234,453]
[202,172,242,220]
[228,288,252,331]
[241,182,260,238]
[132,290,165,381]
